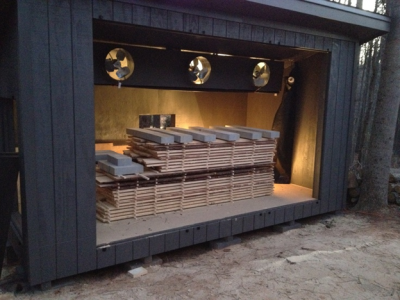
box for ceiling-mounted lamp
[252,62,270,88]
[105,48,134,88]
[188,56,211,85]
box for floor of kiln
[96,184,314,245]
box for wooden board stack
[96,126,279,223]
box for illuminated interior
[93,21,330,244]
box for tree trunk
[356,0,363,9]
[356,0,400,211]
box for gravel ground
[2,208,400,300]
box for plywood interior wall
[95,87,250,141]
[291,53,328,189]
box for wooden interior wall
[94,87,248,141]
[14,0,358,286]
[17,0,96,286]
[291,53,329,189]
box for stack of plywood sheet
[96,126,279,223]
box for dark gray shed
[0,0,390,288]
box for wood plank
[18,0,57,286]
[148,128,192,143]
[212,126,262,140]
[168,127,216,142]
[48,0,78,279]
[189,127,240,141]
[127,128,174,144]
[230,125,280,138]
[71,0,97,274]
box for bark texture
[356,0,400,210]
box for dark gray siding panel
[180,228,194,248]
[226,21,239,39]
[254,212,265,229]
[240,23,252,41]
[303,202,313,218]
[315,36,325,50]
[243,215,254,232]
[219,219,232,238]
[264,210,274,227]
[199,16,213,35]
[150,234,165,255]
[184,14,199,33]
[284,31,295,47]
[18,0,57,286]
[133,238,149,260]
[48,1,78,279]
[251,25,264,42]
[150,8,168,29]
[232,217,244,235]
[132,5,151,26]
[115,242,133,264]
[284,206,294,222]
[165,231,180,252]
[274,29,285,45]
[213,19,227,37]
[312,200,321,216]
[93,0,112,20]
[97,246,115,269]
[168,11,183,31]
[294,205,303,220]
[274,208,285,224]
[113,2,132,23]
[193,225,207,244]
[263,28,275,44]
[304,34,315,49]
[206,222,219,241]
[71,0,97,274]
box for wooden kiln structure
[0,0,390,287]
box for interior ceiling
[93,20,321,63]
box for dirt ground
[2,208,400,300]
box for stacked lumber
[96,165,274,222]
[126,128,276,173]
[96,126,279,223]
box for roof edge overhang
[247,0,390,43]
[129,0,390,44]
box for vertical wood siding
[18,0,96,286]
[14,0,358,286]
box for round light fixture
[188,56,211,84]
[252,62,270,87]
[105,48,134,81]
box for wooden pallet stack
[96,126,279,223]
